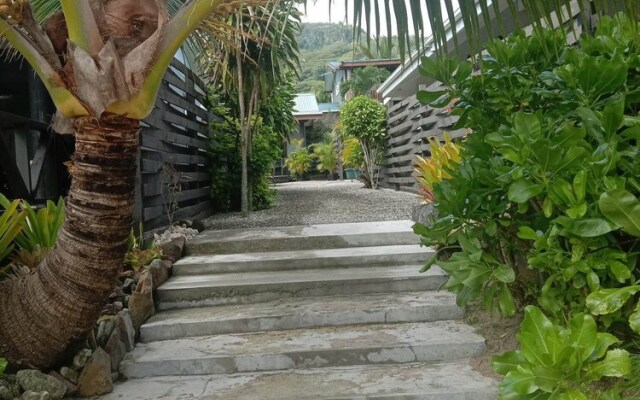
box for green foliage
[250,124,282,210]
[0,197,25,266]
[312,140,338,174]
[127,222,147,252]
[295,23,364,93]
[494,306,629,399]
[208,83,290,212]
[0,195,64,272]
[340,96,388,188]
[414,133,462,203]
[340,96,387,144]
[0,195,63,253]
[285,139,313,178]
[341,136,364,168]
[412,14,640,398]
[339,65,390,98]
[124,248,163,272]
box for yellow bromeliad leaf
[414,133,463,203]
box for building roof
[326,59,401,72]
[318,103,341,113]
[293,93,323,120]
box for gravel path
[202,181,421,230]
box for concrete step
[186,220,418,255]
[173,244,434,275]
[141,291,462,342]
[105,362,498,400]
[157,265,446,309]
[120,321,486,379]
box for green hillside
[295,23,364,99]
[295,23,401,100]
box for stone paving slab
[107,362,497,400]
[141,291,462,342]
[157,265,447,309]
[186,220,418,255]
[174,244,434,275]
[120,321,486,378]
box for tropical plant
[285,138,313,179]
[339,65,390,98]
[198,1,300,215]
[414,132,461,203]
[2,196,64,253]
[124,248,163,272]
[494,306,630,399]
[0,197,25,266]
[312,140,338,175]
[1,0,637,372]
[208,88,287,212]
[127,222,147,252]
[413,13,640,398]
[341,136,364,169]
[340,96,388,189]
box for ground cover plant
[414,14,640,399]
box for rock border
[0,230,192,399]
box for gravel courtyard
[202,181,421,230]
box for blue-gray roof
[318,103,341,113]
[293,93,321,116]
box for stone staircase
[105,220,498,399]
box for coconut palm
[0,0,637,369]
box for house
[324,59,401,104]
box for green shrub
[209,115,282,212]
[340,96,388,188]
[285,138,313,179]
[414,14,640,398]
[311,140,338,174]
[341,136,364,168]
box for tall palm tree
[0,0,637,369]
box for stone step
[104,362,498,400]
[141,291,462,342]
[120,321,486,379]
[173,244,434,275]
[157,265,445,310]
[186,220,418,255]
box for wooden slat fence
[381,81,465,193]
[136,59,213,230]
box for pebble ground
[202,180,420,230]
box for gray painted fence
[381,83,464,193]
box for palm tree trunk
[0,113,139,369]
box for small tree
[340,96,388,189]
